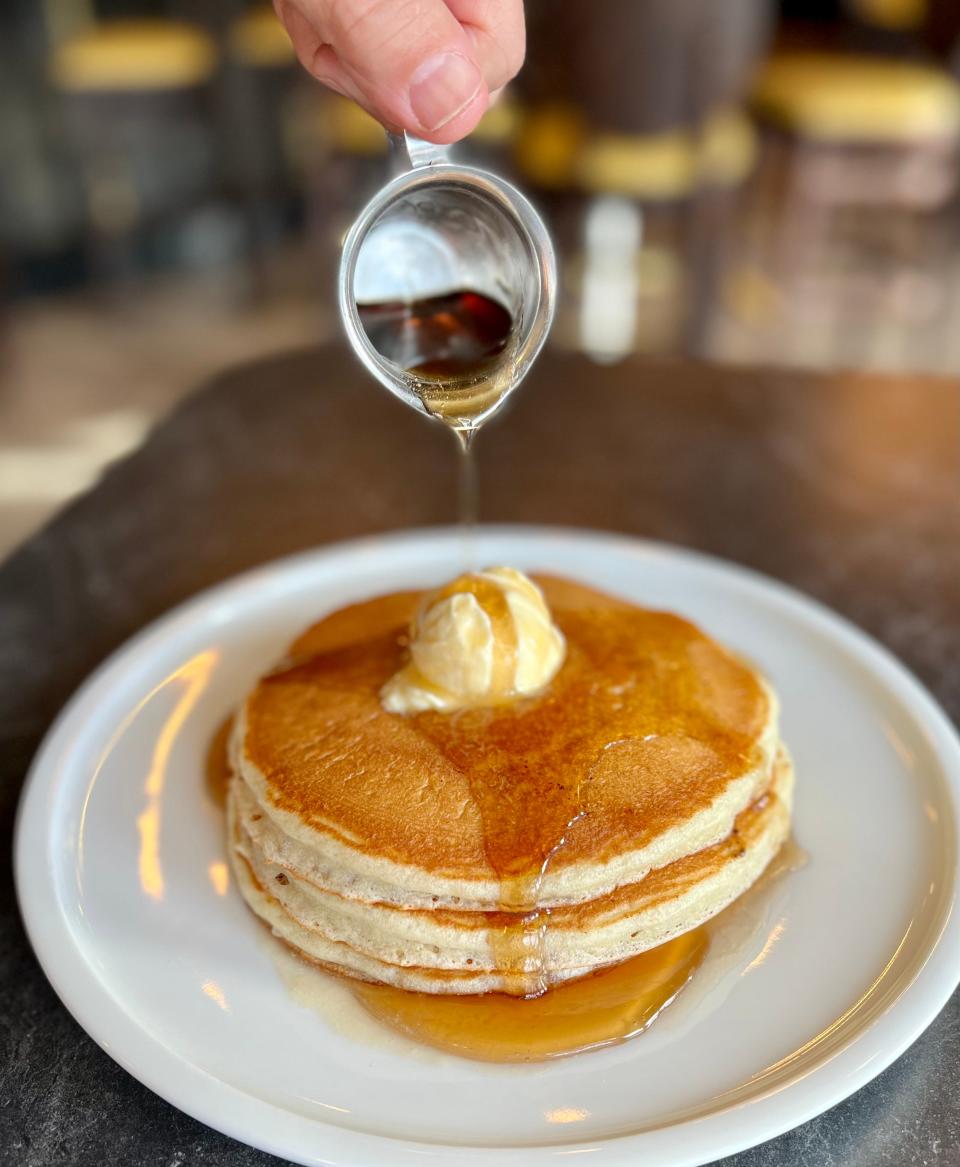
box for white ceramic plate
[16,527,960,1167]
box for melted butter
[352,928,707,1062]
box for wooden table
[1,347,957,1165]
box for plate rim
[14,524,960,1167]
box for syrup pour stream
[354,295,718,1026]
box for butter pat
[382,567,566,714]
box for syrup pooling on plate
[353,927,708,1061]
[352,784,798,1060]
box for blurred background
[1,0,959,555]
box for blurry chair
[515,104,758,360]
[51,19,220,290]
[514,0,769,360]
[744,53,960,362]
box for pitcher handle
[387,132,450,172]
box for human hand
[274,0,525,143]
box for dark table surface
[1,346,958,1167]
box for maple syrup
[358,289,514,520]
[353,928,707,1062]
[357,290,513,389]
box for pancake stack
[227,576,793,996]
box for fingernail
[409,52,482,132]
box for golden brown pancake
[230,749,792,993]
[228,576,791,994]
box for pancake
[230,748,792,994]
[227,575,792,995]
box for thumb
[285,0,489,143]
